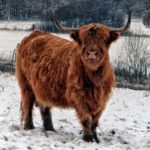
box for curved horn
[52,11,79,33]
[109,10,131,32]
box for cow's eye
[100,48,104,54]
[82,47,86,53]
[99,36,104,40]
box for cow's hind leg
[40,107,55,131]
[20,81,35,130]
[18,69,35,130]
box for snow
[0,19,150,149]
[129,18,150,35]
[0,72,150,150]
[0,30,30,59]
[0,21,40,31]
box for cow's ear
[70,30,81,44]
[107,31,120,45]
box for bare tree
[115,29,150,85]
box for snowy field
[0,30,30,59]
[0,73,150,150]
[0,19,150,150]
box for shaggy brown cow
[16,11,131,143]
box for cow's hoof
[44,123,56,132]
[83,135,94,142]
[93,134,100,143]
[43,118,56,132]
[24,123,34,130]
[44,126,56,132]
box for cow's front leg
[81,116,93,142]
[91,112,101,143]
[74,102,93,142]
[66,76,93,142]
[91,107,106,143]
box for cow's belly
[31,78,72,108]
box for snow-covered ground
[0,73,150,150]
[0,19,150,149]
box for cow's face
[70,24,120,71]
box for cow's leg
[91,112,101,143]
[74,105,93,142]
[40,107,55,131]
[20,82,35,130]
[91,105,107,143]
[81,116,93,142]
[18,69,35,130]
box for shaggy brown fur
[16,24,119,143]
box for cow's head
[53,11,131,71]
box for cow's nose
[87,50,98,59]
[88,51,98,56]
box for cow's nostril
[95,51,98,55]
[87,51,98,56]
[87,51,90,55]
